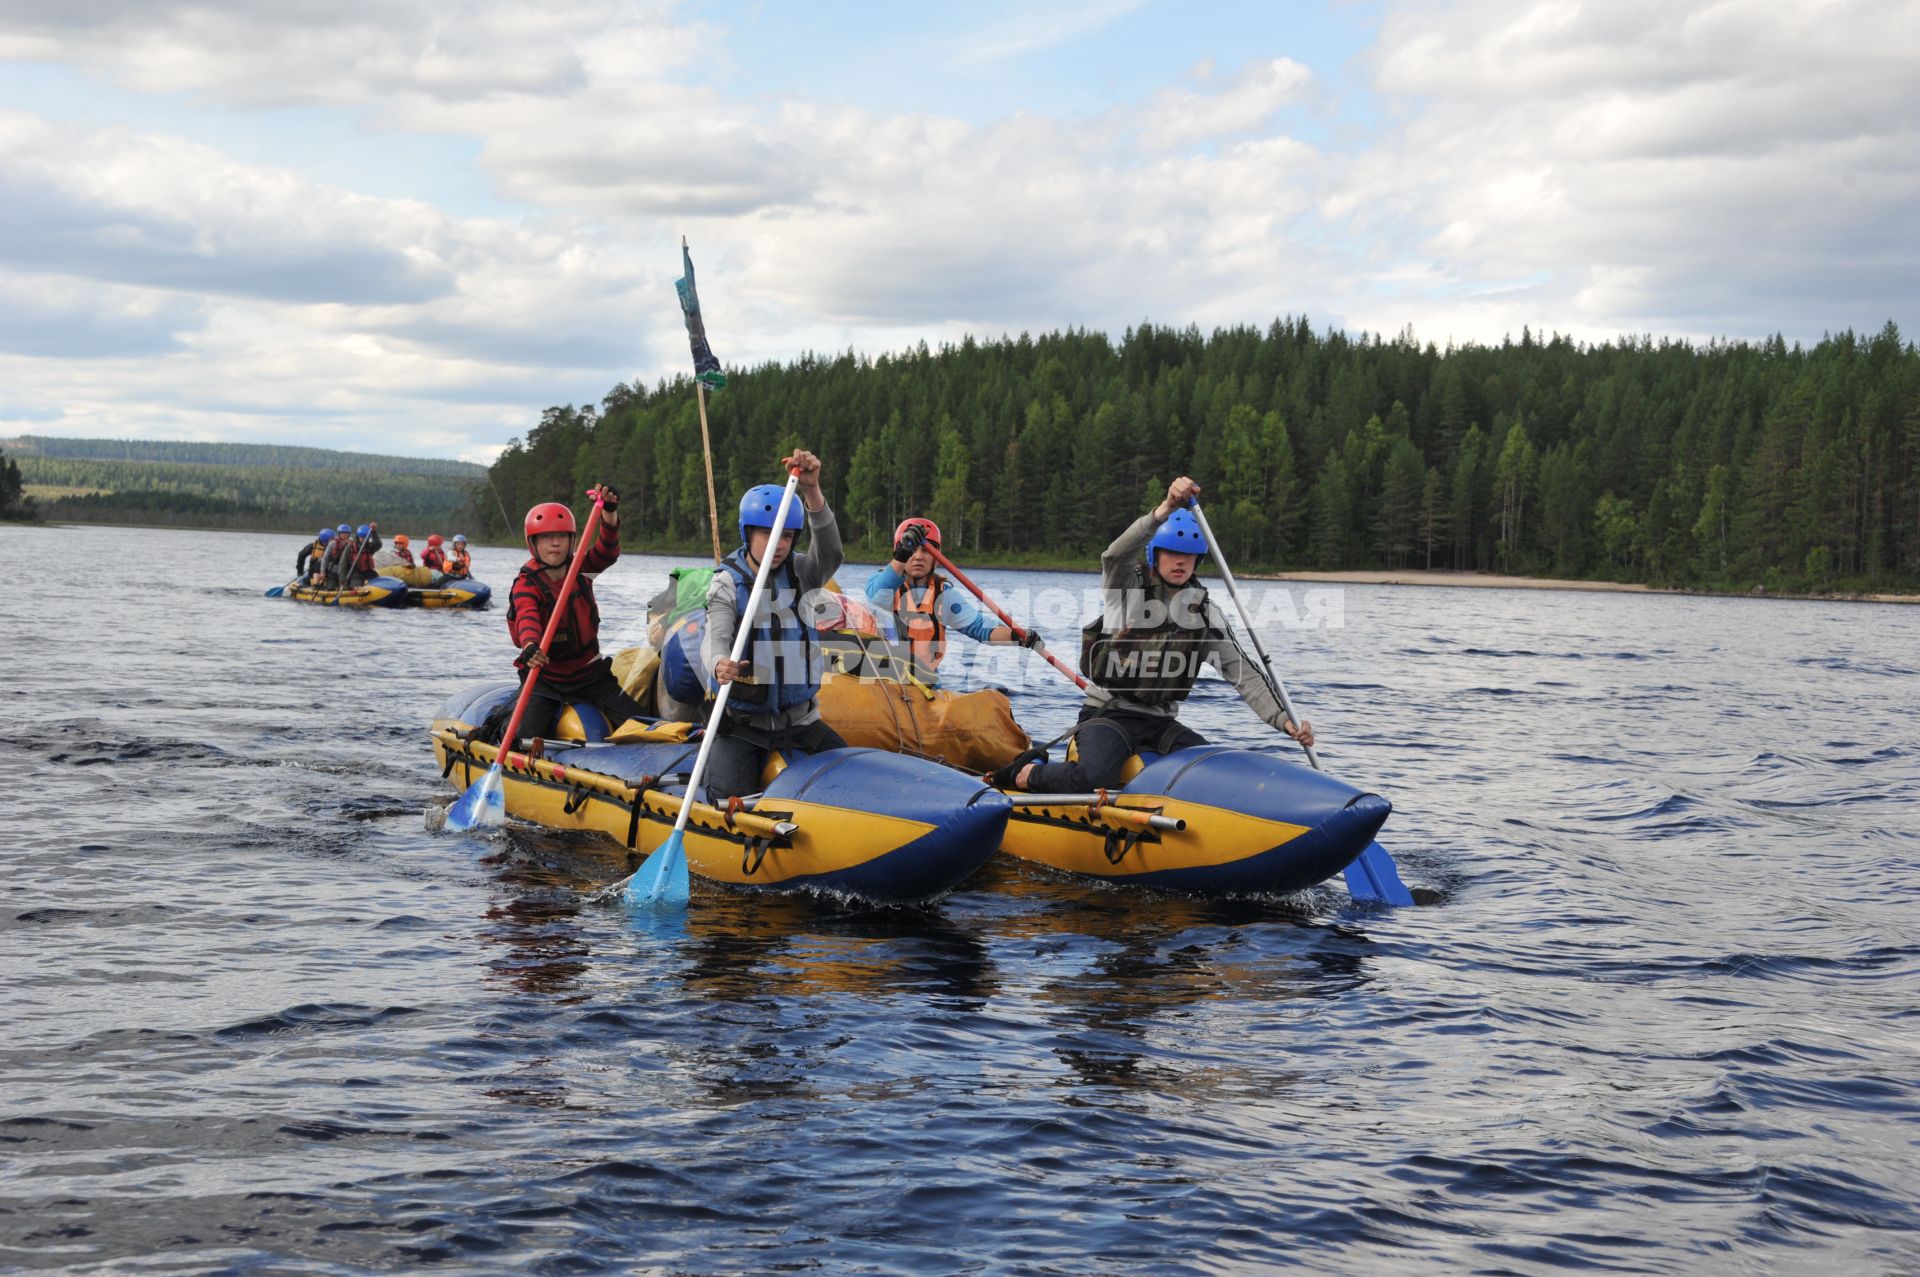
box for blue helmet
[452,534,467,544]
[1147,508,1208,574]
[737,483,804,547]
[318,528,334,544]
[337,523,351,534]
[357,524,371,538]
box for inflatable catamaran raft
[431,583,1393,901]
[274,566,492,609]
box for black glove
[1015,627,1045,650]
[892,525,926,562]
[518,641,543,665]
[986,746,1048,790]
[593,483,620,511]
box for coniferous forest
[490,319,1909,593]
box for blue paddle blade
[445,765,506,832]
[624,830,691,910]
[264,585,284,597]
[1344,840,1416,907]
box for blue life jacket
[714,546,819,714]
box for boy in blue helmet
[700,449,848,801]
[297,528,332,584]
[1001,475,1313,792]
[322,523,355,588]
[344,522,382,588]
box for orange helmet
[393,533,410,546]
[894,517,941,549]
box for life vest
[1080,563,1216,705]
[892,574,948,674]
[422,547,446,571]
[715,547,818,714]
[510,559,602,676]
[393,547,415,567]
[446,548,471,577]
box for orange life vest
[893,574,948,673]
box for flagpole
[695,377,723,563]
[680,235,725,563]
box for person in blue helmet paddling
[700,449,848,802]
[344,522,382,588]
[321,523,354,588]
[297,528,332,584]
[997,475,1313,793]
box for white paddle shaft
[667,472,804,836]
[1187,500,1322,771]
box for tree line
[4,435,484,479]
[15,452,482,533]
[482,317,1909,593]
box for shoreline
[1248,568,1920,606]
[19,520,1920,605]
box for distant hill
[2,435,490,533]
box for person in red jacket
[495,483,644,745]
[421,534,447,573]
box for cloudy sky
[2,0,1915,462]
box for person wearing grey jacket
[700,450,848,801]
[1003,475,1314,792]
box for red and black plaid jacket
[508,523,620,681]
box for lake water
[2,522,1917,1274]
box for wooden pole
[696,379,723,563]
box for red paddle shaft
[926,545,1087,690]
[496,494,606,763]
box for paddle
[1186,498,1416,907]
[621,469,804,910]
[446,492,607,832]
[925,545,1089,691]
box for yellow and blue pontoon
[274,576,410,608]
[994,746,1392,897]
[431,683,1009,905]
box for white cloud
[951,0,1148,66]
[0,0,704,107]
[1136,57,1313,151]
[1334,0,1920,342]
[2,0,1916,459]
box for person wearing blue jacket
[863,517,1041,686]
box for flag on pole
[676,243,727,391]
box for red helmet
[894,517,941,549]
[427,534,443,546]
[524,502,577,550]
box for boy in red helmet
[863,516,1041,686]
[495,484,645,744]
[420,534,448,573]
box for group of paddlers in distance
[295,524,474,590]
[496,449,1316,804]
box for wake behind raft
[429,582,1393,904]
